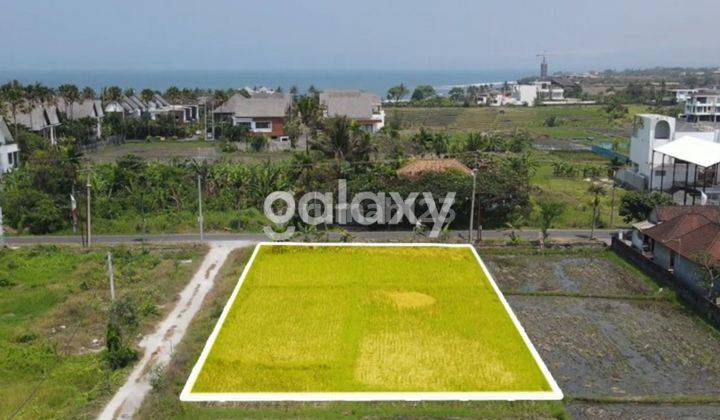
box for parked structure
[619,114,720,203]
[630,206,720,301]
[213,92,292,141]
[56,98,105,138]
[683,89,720,122]
[319,90,385,133]
[9,103,61,145]
[0,117,19,174]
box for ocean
[0,69,533,96]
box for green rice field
[185,244,556,396]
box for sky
[2,0,719,73]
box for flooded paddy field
[485,251,720,419]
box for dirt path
[98,241,251,420]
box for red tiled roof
[642,213,713,243]
[653,205,720,223]
[665,223,720,264]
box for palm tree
[140,89,155,105]
[588,183,606,239]
[538,200,564,248]
[81,87,96,100]
[58,84,80,119]
[313,116,372,162]
[0,80,26,139]
[287,95,324,153]
[387,83,409,103]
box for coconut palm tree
[81,87,96,100]
[287,95,324,153]
[313,116,372,162]
[0,80,26,138]
[58,84,80,119]
[140,89,155,105]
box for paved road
[3,229,616,246]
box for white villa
[0,117,20,174]
[619,114,720,203]
[683,89,720,123]
[511,80,565,107]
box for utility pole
[210,98,215,140]
[0,206,4,248]
[468,169,478,243]
[107,252,115,301]
[86,173,92,247]
[203,101,208,140]
[198,175,204,242]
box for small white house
[0,117,20,174]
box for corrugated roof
[213,92,291,117]
[397,158,472,178]
[320,90,381,119]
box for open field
[0,244,206,419]
[390,105,649,151]
[185,244,556,397]
[485,249,720,418]
[138,246,565,418]
[85,140,295,164]
[140,246,720,418]
[530,151,628,229]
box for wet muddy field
[484,252,720,419]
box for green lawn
[530,151,628,229]
[0,244,206,419]
[186,244,557,396]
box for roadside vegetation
[0,244,206,419]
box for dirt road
[97,241,250,420]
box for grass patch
[0,244,206,419]
[139,246,566,418]
[187,245,555,395]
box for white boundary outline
[179,242,563,402]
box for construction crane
[536,52,551,78]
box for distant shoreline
[0,69,532,96]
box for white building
[672,89,698,103]
[534,80,564,101]
[620,114,720,200]
[683,90,720,122]
[511,80,565,106]
[0,117,20,174]
[511,84,538,106]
